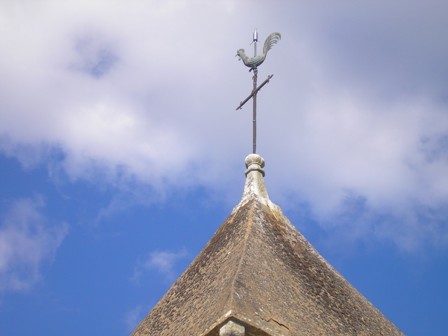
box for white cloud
[124,305,146,333]
[131,249,188,283]
[0,0,447,251]
[0,197,69,292]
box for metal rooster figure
[236,31,281,71]
[236,30,281,154]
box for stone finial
[242,154,269,200]
[245,153,265,177]
[232,153,279,213]
[219,319,245,336]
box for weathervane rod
[236,31,281,154]
[252,68,257,153]
[252,29,258,153]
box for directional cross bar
[236,74,274,111]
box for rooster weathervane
[236,30,281,154]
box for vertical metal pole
[252,30,258,154]
[252,68,257,154]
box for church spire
[131,154,403,335]
[130,31,402,335]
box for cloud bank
[0,0,447,251]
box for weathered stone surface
[131,155,403,336]
[219,319,245,336]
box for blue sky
[0,1,447,335]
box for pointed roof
[132,154,403,336]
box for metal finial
[253,29,258,43]
[253,29,258,57]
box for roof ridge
[228,201,256,310]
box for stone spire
[131,155,403,336]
